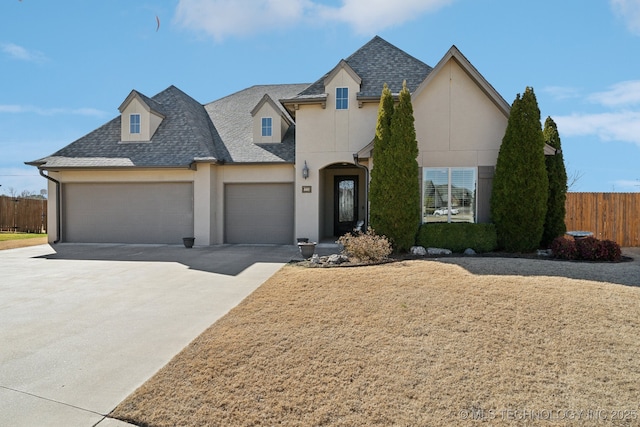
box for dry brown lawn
[112,259,640,427]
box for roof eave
[280,95,328,112]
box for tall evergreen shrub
[369,83,394,235]
[490,87,548,252]
[541,117,568,247]
[369,82,420,252]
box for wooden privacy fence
[0,195,47,233]
[565,192,640,247]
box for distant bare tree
[566,169,584,191]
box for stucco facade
[289,45,509,242]
[30,37,511,246]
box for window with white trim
[130,114,141,134]
[336,87,348,110]
[423,167,476,223]
[261,117,272,137]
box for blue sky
[1,0,640,195]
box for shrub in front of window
[491,87,548,252]
[416,223,497,253]
[337,227,392,263]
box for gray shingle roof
[296,36,433,99]
[130,90,167,117]
[28,36,433,169]
[29,86,218,168]
[29,84,310,168]
[204,84,309,163]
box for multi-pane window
[423,167,476,223]
[130,114,141,134]
[336,87,348,110]
[261,117,272,137]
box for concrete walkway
[0,243,304,427]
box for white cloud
[553,79,640,147]
[315,0,453,34]
[588,80,640,107]
[542,86,582,101]
[174,0,453,41]
[1,43,47,63]
[611,0,640,35]
[612,179,640,191]
[0,104,106,117]
[554,111,640,146]
[175,0,313,41]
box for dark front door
[334,175,358,236]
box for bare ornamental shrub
[550,236,577,260]
[337,227,392,263]
[551,236,622,262]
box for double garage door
[62,182,294,245]
[62,182,193,244]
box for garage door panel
[63,183,193,244]
[225,183,293,244]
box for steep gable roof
[118,89,166,117]
[413,45,511,117]
[28,86,218,168]
[294,36,433,100]
[250,93,293,127]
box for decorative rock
[410,246,427,256]
[327,254,348,264]
[427,247,452,256]
[464,248,476,255]
[536,249,552,257]
[310,254,320,264]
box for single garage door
[63,182,193,244]
[224,183,294,244]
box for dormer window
[336,87,348,110]
[118,90,165,142]
[261,117,272,137]
[130,114,141,134]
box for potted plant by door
[182,237,195,248]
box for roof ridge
[346,35,430,69]
[296,35,433,99]
[205,83,310,105]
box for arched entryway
[319,163,367,239]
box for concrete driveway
[0,243,302,427]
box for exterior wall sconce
[302,161,309,179]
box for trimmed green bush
[416,223,497,253]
